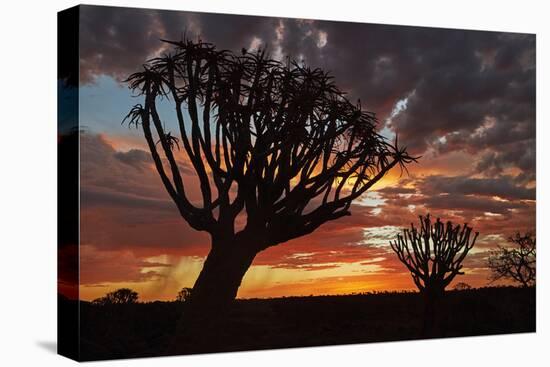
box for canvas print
[58,5,536,361]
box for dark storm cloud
[80,5,164,83]
[374,174,535,222]
[185,11,278,51]
[80,133,210,253]
[421,194,526,215]
[389,32,535,154]
[474,140,536,181]
[416,175,535,201]
[80,132,200,216]
[114,148,151,169]
[79,5,278,83]
[79,5,535,179]
[376,186,416,195]
[82,188,176,212]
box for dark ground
[60,286,535,361]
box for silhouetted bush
[453,282,472,291]
[176,287,193,302]
[92,288,139,306]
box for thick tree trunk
[190,242,258,314]
[421,285,444,338]
[166,238,258,354]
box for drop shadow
[36,340,57,354]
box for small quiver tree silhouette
[92,288,139,306]
[124,38,416,319]
[488,232,536,288]
[390,214,478,336]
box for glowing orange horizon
[74,133,532,302]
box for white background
[0,0,547,365]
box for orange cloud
[75,131,534,302]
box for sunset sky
[65,5,535,301]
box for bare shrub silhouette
[176,287,193,303]
[92,288,139,306]
[488,232,536,287]
[124,38,416,317]
[390,214,478,335]
[453,282,472,291]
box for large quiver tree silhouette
[488,232,536,287]
[124,39,415,314]
[390,214,478,335]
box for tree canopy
[125,39,416,250]
[488,232,536,287]
[92,288,139,305]
[390,214,478,293]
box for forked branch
[125,38,417,249]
